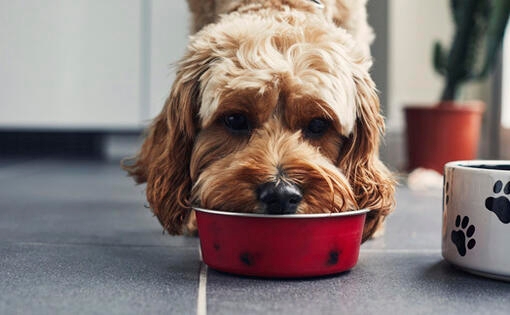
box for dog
[123,0,395,242]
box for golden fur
[123,0,395,242]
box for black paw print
[451,215,476,257]
[485,180,510,224]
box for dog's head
[124,10,395,241]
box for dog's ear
[338,72,396,242]
[122,51,214,235]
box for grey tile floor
[1,158,509,315]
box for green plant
[433,0,510,101]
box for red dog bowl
[194,208,369,278]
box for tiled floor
[1,158,509,315]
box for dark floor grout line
[2,241,199,249]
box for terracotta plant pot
[404,101,485,173]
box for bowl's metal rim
[193,207,370,218]
[445,160,510,173]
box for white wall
[387,0,453,130]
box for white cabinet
[0,0,143,129]
[0,0,191,129]
[149,0,189,119]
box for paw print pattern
[485,180,510,224]
[451,215,476,257]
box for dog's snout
[257,182,302,214]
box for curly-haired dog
[124,0,396,242]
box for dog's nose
[257,182,302,214]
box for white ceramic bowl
[443,160,510,281]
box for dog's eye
[223,113,250,133]
[305,118,330,138]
